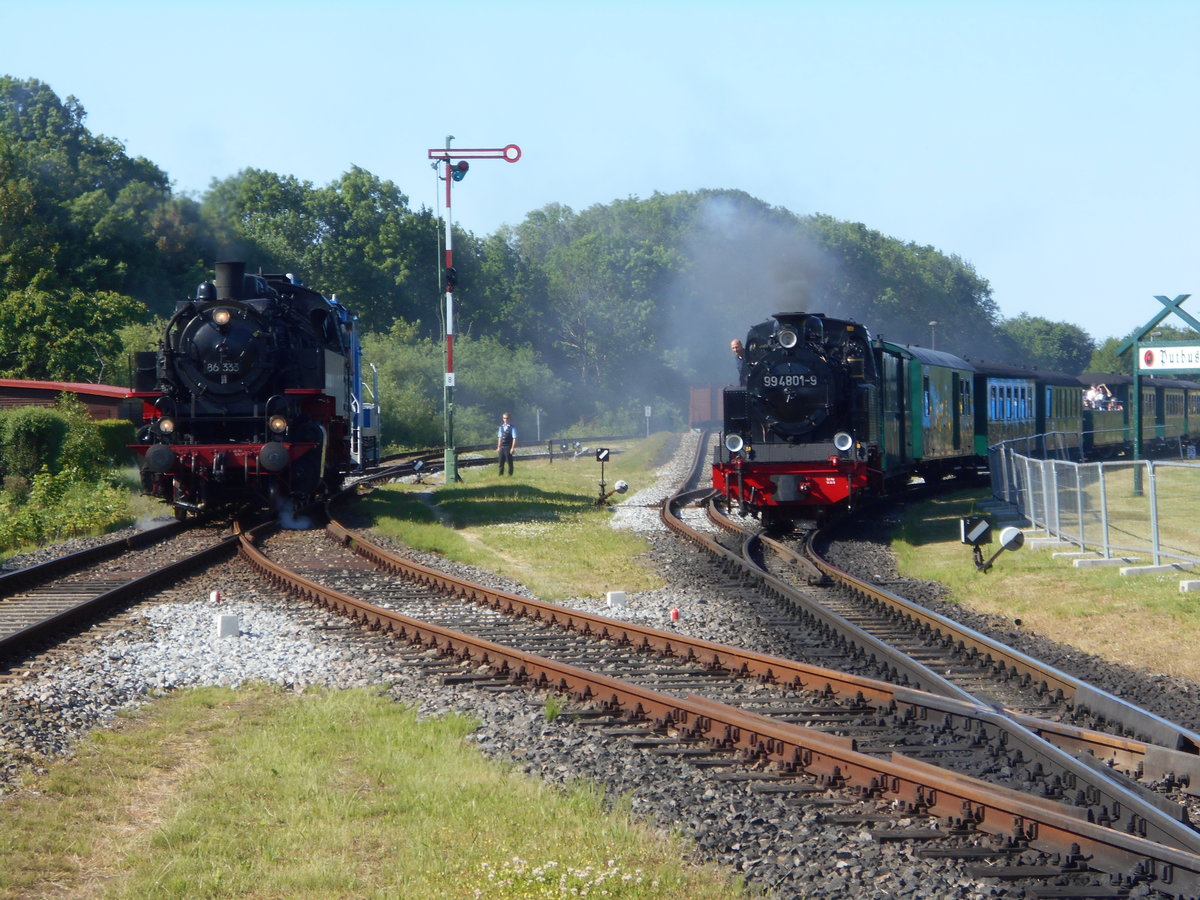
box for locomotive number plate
[763,374,817,388]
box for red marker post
[426,140,522,484]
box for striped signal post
[426,139,521,484]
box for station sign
[1137,341,1200,374]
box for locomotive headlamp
[212,308,232,326]
[268,415,289,434]
[833,432,854,452]
[156,416,176,435]
[725,433,745,453]
[777,329,799,349]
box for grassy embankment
[2,434,746,899]
[355,436,673,601]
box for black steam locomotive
[714,311,1200,530]
[130,262,378,518]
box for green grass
[0,686,744,899]
[356,436,673,600]
[890,487,1200,680]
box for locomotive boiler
[130,262,377,519]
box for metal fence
[989,440,1200,566]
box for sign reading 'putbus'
[1138,344,1200,373]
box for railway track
[9,435,1200,895]
[212,455,1200,895]
[0,521,238,662]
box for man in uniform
[497,412,517,475]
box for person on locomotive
[730,339,746,384]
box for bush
[0,406,69,480]
[53,394,106,480]
[96,419,136,467]
[0,467,130,550]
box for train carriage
[1145,377,1191,452]
[1078,373,1200,460]
[877,343,976,484]
[1078,373,1131,460]
[972,362,1082,459]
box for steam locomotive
[714,312,1200,530]
[130,262,379,519]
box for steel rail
[796,529,1200,757]
[328,499,1200,836]
[0,519,185,598]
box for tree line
[1,76,1144,449]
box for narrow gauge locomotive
[714,312,1200,530]
[130,262,378,519]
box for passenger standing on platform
[497,412,517,475]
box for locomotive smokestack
[215,262,245,301]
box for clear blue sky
[3,0,1196,342]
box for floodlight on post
[426,138,522,484]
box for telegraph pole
[426,139,521,484]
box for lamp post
[928,320,938,350]
[426,138,521,484]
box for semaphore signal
[426,138,521,484]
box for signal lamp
[156,416,176,435]
[451,160,469,181]
[833,432,854,452]
[778,329,798,349]
[268,415,288,434]
[725,433,745,453]
[445,266,458,288]
[212,308,232,326]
